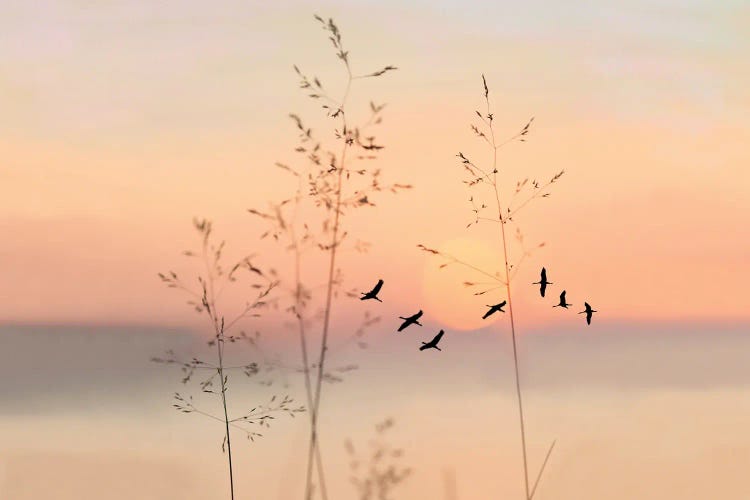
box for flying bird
[482,301,507,319]
[532,267,552,297]
[578,302,597,325]
[397,310,423,332]
[420,330,445,351]
[553,290,572,309]
[360,279,384,302]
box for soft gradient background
[1,1,749,499]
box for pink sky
[1,1,748,325]
[2,0,748,328]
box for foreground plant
[345,418,412,500]
[154,218,304,500]
[420,76,564,500]
[249,15,410,500]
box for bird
[532,267,552,297]
[397,310,423,332]
[578,302,597,325]
[482,301,507,319]
[360,279,384,302]
[420,330,445,351]
[553,290,572,309]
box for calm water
[2,322,749,499]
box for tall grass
[154,218,304,500]
[345,418,412,500]
[249,15,410,500]
[420,76,564,500]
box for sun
[421,237,504,331]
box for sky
[1,0,749,499]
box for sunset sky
[1,1,749,499]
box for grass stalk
[306,76,351,500]
[264,16,404,498]
[293,224,330,500]
[200,233,237,500]
[483,82,531,500]
[530,440,556,500]
[156,219,304,500]
[421,75,563,499]
[217,322,236,500]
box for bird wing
[415,310,423,319]
[432,330,444,343]
[560,290,566,302]
[541,267,547,281]
[499,300,507,308]
[371,279,384,294]
[585,302,591,311]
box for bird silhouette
[553,290,572,309]
[482,301,507,319]
[578,302,597,325]
[397,310,423,332]
[360,279,384,302]
[532,267,552,297]
[420,330,445,351]
[419,330,445,351]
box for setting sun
[421,237,506,331]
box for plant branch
[529,440,556,500]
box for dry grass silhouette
[154,218,304,500]
[345,418,412,500]
[151,15,571,500]
[249,15,410,500]
[419,76,565,500]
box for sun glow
[421,237,506,331]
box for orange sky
[1,0,748,326]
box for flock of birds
[360,267,597,352]
[533,267,597,325]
